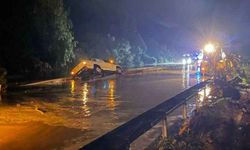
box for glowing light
[71,80,75,95]
[71,71,74,75]
[222,52,226,59]
[204,43,215,53]
[109,80,114,100]
[82,61,86,65]
[197,52,204,60]
[182,65,190,89]
[197,67,201,72]
[109,60,114,64]
[82,83,88,104]
[198,86,211,103]
[182,59,187,65]
[196,72,201,83]
[107,80,116,110]
[82,82,90,116]
[187,58,192,64]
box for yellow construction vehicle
[71,58,122,77]
[199,50,240,80]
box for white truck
[71,58,122,77]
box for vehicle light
[222,52,226,59]
[204,43,215,53]
[197,52,203,60]
[197,67,201,72]
[83,61,86,65]
[182,59,186,65]
[187,58,192,64]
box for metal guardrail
[81,80,211,150]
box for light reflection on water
[182,64,209,109]
[107,80,116,111]
[69,79,119,117]
[189,84,212,113]
[182,64,191,89]
[198,85,211,106]
[82,82,90,117]
[0,72,204,149]
[71,80,75,96]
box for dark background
[1,0,250,78]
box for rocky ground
[158,78,250,150]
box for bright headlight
[182,59,187,65]
[187,58,192,64]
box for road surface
[0,68,202,150]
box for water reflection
[103,80,109,90]
[107,80,116,111]
[196,73,201,84]
[182,65,191,88]
[82,82,90,117]
[82,83,88,104]
[196,85,211,108]
[179,85,212,135]
[196,72,206,83]
[70,79,118,116]
[71,80,75,96]
[1,73,202,149]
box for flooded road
[0,69,202,149]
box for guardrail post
[179,102,189,135]
[182,102,187,120]
[81,81,210,150]
[204,86,207,105]
[161,115,168,138]
[195,94,200,111]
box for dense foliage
[1,0,191,80]
[65,0,173,66]
[1,0,250,80]
[0,68,7,95]
[1,0,76,78]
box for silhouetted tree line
[0,0,182,81]
[1,0,76,79]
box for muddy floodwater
[0,70,202,150]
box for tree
[112,41,134,68]
[33,0,76,68]
[0,0,76,77]
[133,46,144,67]
[142,54,157,65]
[0,68,7,95]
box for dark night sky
[130,0,250,50]
[67,0,250,53]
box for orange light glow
[71,80,75,95]
[204,43,215,53]
[107,80,116,110]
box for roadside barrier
[81,80,212,150]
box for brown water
[0,69,202,149]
